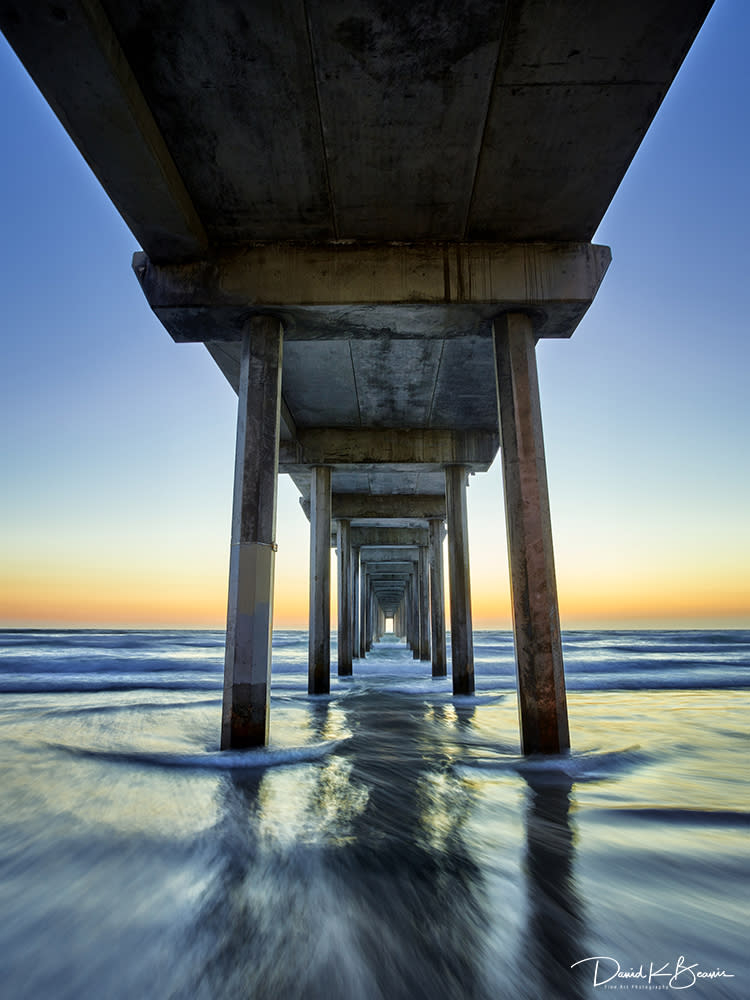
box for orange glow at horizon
[2,558,747,630]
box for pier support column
[445,465,475,694]
[365,582,373,652]
[337,519,352,675]
[221,316,283,749]
[410,570,419,658]
[360,568,368,657]
[494,313,570,754]
[429,518,447,677]
[419,546,431,661]
[352,546,360,660]
[308,466,331,694]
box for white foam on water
[44,736,351,771]
[458,745,649,783]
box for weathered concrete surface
[134,241,611,342]
[331,495,446,519]
[494,314,570,754]
[3,1,712,251]
[445,466,474,695]
[281,429,497,468]
[351,527,429,547]
[308,466,331,695]
[221,318,282,749]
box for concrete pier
[494,315,570,754]
[445,465,475,695]
[3,1,715,753]
[308,466,331,695]
[221,317,282,748]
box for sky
[1,1,748,630]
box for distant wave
[0,676,221,694]
[0,628,748,694]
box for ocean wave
[40,697,221,716]
[0,676,221,694]
[458,746,649,783]
[44,736,350,771]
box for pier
[2,0,713,753]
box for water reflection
[521,774,589,999]
[176,695,588,1000]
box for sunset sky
[1,1,748,630]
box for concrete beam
[134,241,611,342]
[280,428,497,469]
[351,527,429,547]
[331,495,446,519]
[365,569,415,579]
[220,317,282,749]
[2,0,208,262]
[300,495,448,521]
[360,548,419,563]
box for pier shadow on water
[172,684,589,1000]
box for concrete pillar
[221,316,283,749]
[365,582,373,652]
[337,518,352,675]
[419,545,431,661]
[429,518,447,677]
[308,466,331,694]
[494,313,570,754]
[352,546,360,659]
[410,571,419,658]
[445,465,475,695]
[360,567,368,657]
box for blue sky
[1,1,748,627]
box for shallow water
[0,629,747,998]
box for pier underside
[1,0,714,753]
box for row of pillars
[220,312,570,756]
[318,508,457,688]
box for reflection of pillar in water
[522,776,588,1000]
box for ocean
[0,628,747,999]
